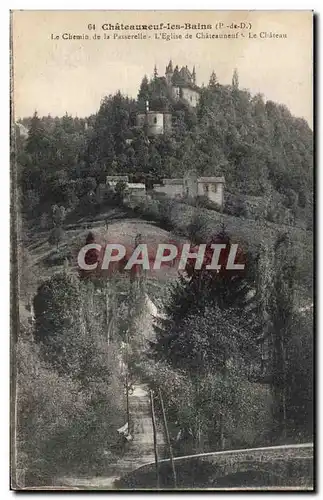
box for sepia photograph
[10,10,314,490]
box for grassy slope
[24,201,313,308]
[23,207,182,305]
[171,202,313,302]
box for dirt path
[58,384,164,490]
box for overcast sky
[12,10,313,125]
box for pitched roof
[197,176,225,184]
[171,65,199,91]
[106,175,129,182]
[163,178,184,185]
[127,183,146,189]
[179,66,192,83]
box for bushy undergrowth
[136,357,273,455]
[16,275,126,486]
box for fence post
[149,390,160,489]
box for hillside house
[126,183,146,199]
[183,171,225,208]
[15,122,29,139]
[106,175,129,186]
[153,171,225,208]
[153,178,184,198]
[96,182,113,204]
[105,175,147,201]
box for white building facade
[154,171,225,208]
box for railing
[116,443,314,489]
[157,442,313,465]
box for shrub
[143,199,161,221]
[115,180,128,204]
[48,227,64,248]
[156,199,175,230]
[223,194,247,217]
[196,195,222,212]
[43,247,72,267]
[186,210,209,244]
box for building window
[153,116,157,124]
[203,184,209,195]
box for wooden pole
[106,282,110,345]
[125,328,131,432]
[125,369,130,431]
[149,390,160,489]
[159,388,177,488]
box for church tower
[165,59,173,85]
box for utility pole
[149,390,160,489]
[124,320,132,434]
[106,282,110,345]
[125,356,130,431]
[159,388,177,488]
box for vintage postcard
[10,10,314,490]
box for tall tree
[25,111,49,160]
[286,310,313,439]
[232,68,239,89]
[137,75,150,104]
[153,229,257,367]
[33,272,81,354]
[269,233,296,439]
[208,70,218,89]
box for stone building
[104,175,147,202]
[136,61,200,136]
[165,60,200,107]
[183,170,225,208]
[153,178,184,198]
[126,183,146,199]
[15,122,29,139]
[106,175,129,185]
[153,171,225,208]
[136,104,172,137]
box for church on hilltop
[136,60,200,136]
[164,60,200,107]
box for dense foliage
[14,68,313,483]
[17,273,126,485]
[16,71,313,228]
